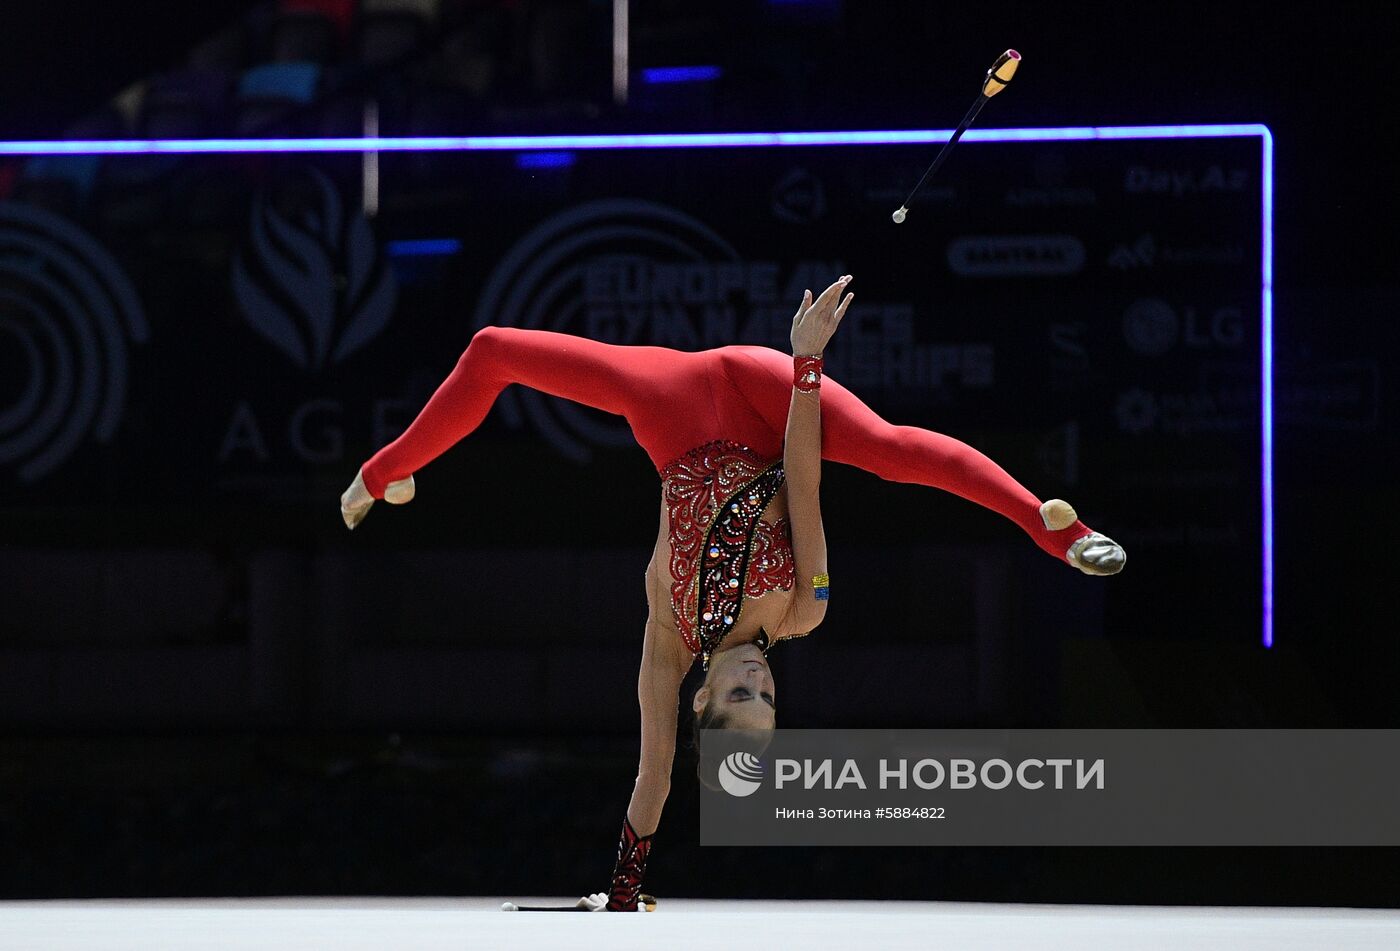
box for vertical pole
[362,99,380,218]
[612,0,629,105]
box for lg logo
[1122,299,1244,356]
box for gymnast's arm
[776,278,852,636]
[626,586,690,835]
[578,571,687,912]
[776,369,830,637]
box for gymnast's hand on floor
[576,892,609,911]
[575,891,656,911]
[791,274,854,356]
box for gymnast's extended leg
[719,346,1125,573]
[341,326,717,526]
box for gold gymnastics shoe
[340,468,415,530]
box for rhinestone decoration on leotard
[747,516,795,597]
[660,441,793,662]
[693,463,785,667]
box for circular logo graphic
[474,199,740,462]
[0,202,148,482]
[1122,298,1179,356]
[718,750,765,798]
[771,167,827,223]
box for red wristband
[794,355,823,392]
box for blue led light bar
[515,150,577,169]
[0,123,1272,646]
[0,124,1270,155]
[1260,127,1273,648]
[640,65,723,84]
[385,238,463,257]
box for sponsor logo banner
[947,235,1086,277]
[1124,165,1249,197]
[1108,233,1245,270]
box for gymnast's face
[693,642,777,732]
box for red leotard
[361,327,1094,655]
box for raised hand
[790,274,854,357]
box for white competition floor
[4,898,1399,950]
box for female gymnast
[338,275,1125,910]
